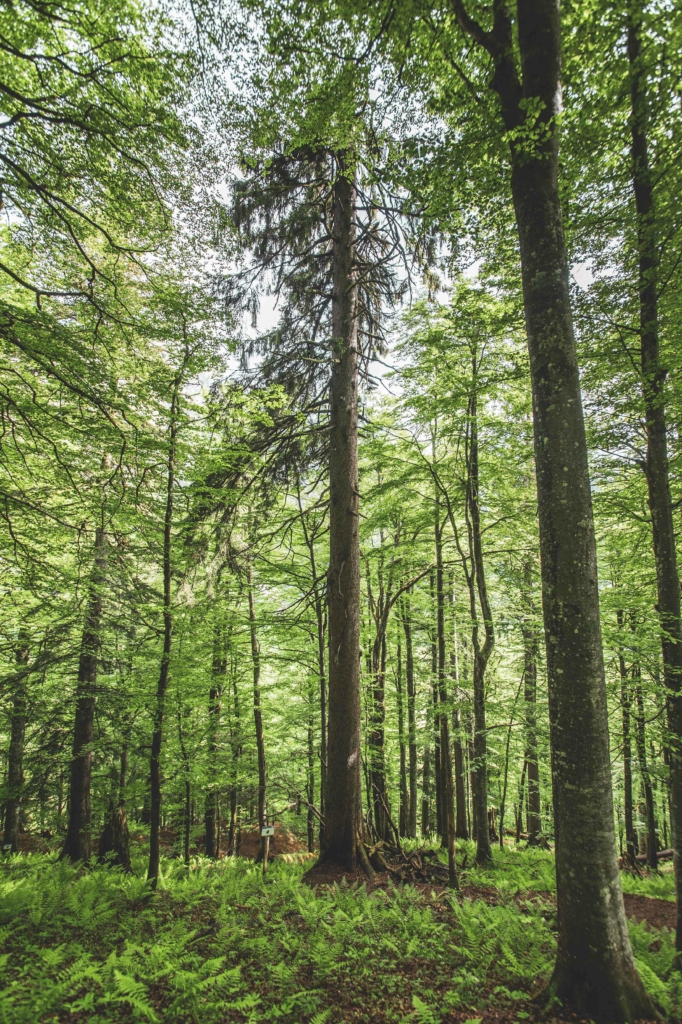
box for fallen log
[635,847,673,864]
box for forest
[1,0,682,1021]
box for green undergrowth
[0,845,678,1024]
[457,840,676,901]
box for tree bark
[147,370,182,887]
[467,384,493,864]
[401,592,418,838]
[453,715,468,841]
[205,629,224,859]
[633,666,658,870]
[618,611,637,865]
[248,566,268,863]
[523,569,541,843]
[627,0,682,946]
[516,758,527,842]
[436,510,458,887]
[421,741,431,836]
[297,474,328,850]
[451,0,656,1014]
[430,571,443,843]
[307,672,316,852]
[61,527,107,863]
[396,639,409,837]
[227,656,241,856]
[321,158,363,870]
[3,631,29,853]
[448,584,468,841]
[369,572,390,842]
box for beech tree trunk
[628,0,682,946]
[369,604,390,842]
[61,526,107,863]
[321,158,363,869]
[516,758,527,842]
[421,741,431,836]
[430,571,443,842]
[436,511,458,887]
[618,611,637,864]
[205,630,224,859]
[307,672,316,852]
[3,631,29,853]
[401,593,418,838]
[633,668,658,870]
[248,569,268,863]
[227,661,241,856]
[451,0,656,1014]
[467,386,493,864]
[448,585,468,841]
[453,716,468,841]
[523,574,541,843]
[148,371,181,887]
[396,640,409,837]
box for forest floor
[0,839,678,1024]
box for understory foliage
[0,847,678,1024]
[2,0,682,1018]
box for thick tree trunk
[628,0,682,947]
[147,373,181,887]
[248,570,268,864]
[61,527,107,863]
[618,611,638,865]
[321,159,363,870]
[451,0,656,1012]
[401,593,418,838]
[3,632,29,853]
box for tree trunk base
[544,961,660,1023]
[98,803,132,872]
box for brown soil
[622,892,676,931]
[301,858,385,888]
[233,822,307,859]
[16,832,53,854]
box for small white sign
[261,825,275,837]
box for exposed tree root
[362,840,452,886]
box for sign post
[260,824,274,877]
